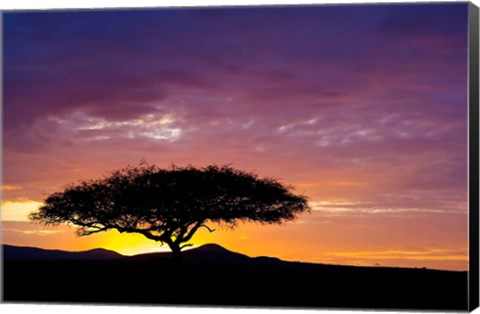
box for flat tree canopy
[30,163,310,260]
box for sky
[1,2,470,270]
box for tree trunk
[169,244,183,264]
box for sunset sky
[2,3,470,270]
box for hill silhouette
[3,243,278,265]
[3,244,123,261]
[129,243,251,264]
[2,243,468,310]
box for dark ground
[2,244,468,310]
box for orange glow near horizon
[2,210,468,271]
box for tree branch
[199,224,216,233]
[173,226,188,245]
[180,243,193,250]
[182,221,203,243]
[113,224,165,242]
[78,226,109,236]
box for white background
[0,0,479,314]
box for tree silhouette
[29,163,310,262]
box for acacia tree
[30,163,310,261]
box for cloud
[69,111,184,142]
[1,200,43,221]
[326,247,468,262]
[3,228,65,236]
[1,185,22,191]
[309,199,467,216]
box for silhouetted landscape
[2,244,468,310]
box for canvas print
[1,2,479,311]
